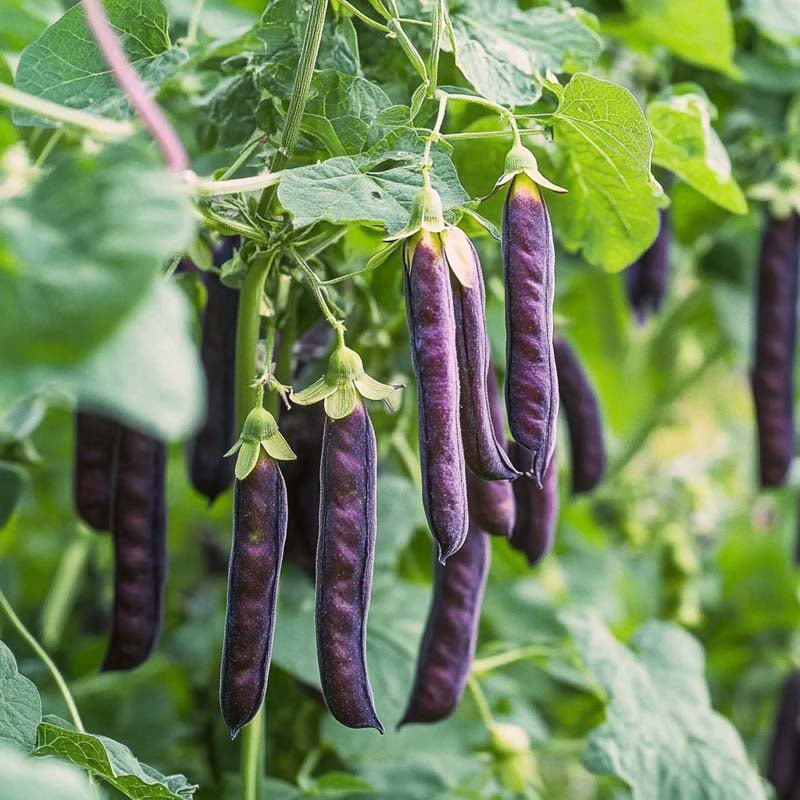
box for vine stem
[191,172,281,197]
[290,249,345,339]
[258,0,330,214]
[185,0,206,44]
[0,590,85,733]
[240,706,264,800]
[426,0,444,99]
[467,675,494,729]
[337,0,389,31]
[471,645,554,675]
[81,0,189,172]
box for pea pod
[73,411,119,532]
[404,232,469,562]
[553,336,606,494]
[767,670,800,799]
[502,173,558,485]
[508,442,558,566]
[315,399,383,732]
[625,209,671,324]
[102,427,167,671]
[400,523,489,725]
[752,212,800,488]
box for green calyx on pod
[440,225,478,288]
[385,180,446,244]
[493,142,567,195]
[488,723,541,794]
[291,343,401,419]
[225,406,296,479]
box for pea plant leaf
[447,0,603,106]
[547,73,661,272]
[13,0,180,125]
[0,743,94,800]
[562,613,768,799]
[648,88,747,215]
[741,0,800,44]
[0,0,62,53]
[37,716,198,800]
[0,640,42,753]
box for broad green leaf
[0,463,26,530]
[0,144,194,366]
[0,743,94,800]
[0,0,61,53]
[742,0,800,44]
[562,613,767,799]
[648,90,747,214]
[0,640,42,752]
[14,0,178,125]
[548,73,661,272]
[620,0,737,77]
[37,716,198,800]
[448,0,603,106]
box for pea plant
[1,0,799,798]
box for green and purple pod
[404,232,469,562]
[399,523,489,726]
[315,399,383,733]
[502,173,558,485]
[102,427,167,671]
[188,237,240,504]
[73,411,119,532]
[508,441,558,566]
[752,212,799,488]
[220,450,288,738]
[553,336,606,494]
[625,209,671,324]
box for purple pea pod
[315,400,383,732]
[467,367,516,537]
[502,173,558,485]
[73,411,119,532]
[399,523,489,726]
[553,336,606,494]
[447,228,518,482]
[404,232,469,562]
[752,212,800,488]
[767,670,800,799]
[220,450,288,738]
[188,237,240,504]
[625,209,671,324]
[508,441,558,566]
[102,427,167,671]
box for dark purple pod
[467,367,516,537]
[508,441,558,566]
[400,523,489,726]
[767,670,800,799]
[553,336,606,494]
[220,451,287,738]
[752,213,800,488]
[404,232,469,562]
[188,237,240,504]
[315,400,382,733]
[102,428,167,671]
[502,174,558,485]
[625,209,671,324]
[449,236,518,482]
[73,411,119,532]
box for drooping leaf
[0,640,42,753]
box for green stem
[258,0,330,215]
[422,90,448,169]
[194,207,268,245]
[426,0,444,99]
[0,83,134,140]
[240,705,264,800]
[218,135,267,181]
[186,0,206,43]
[472,645,554,675]
[34,130,64,168]
[467,676,494,729]
[290,249,344,336]
[442,128,543,142]
[337,0,389,31]
[192,172,281,197]
[0,591,85,732]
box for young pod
[102,427,167,671]
[508,442,558,566]
[448,228,518,482]
[315,399,382,732]
[404,232,469,562]
[767,670,800,799]
[752,212,800,488]
[625,209,671,324]
[400,523,490,726]
[467,367,516,537]
[553,336,606,494]
[220,450,288,738]
[188,237,239,504]
[502,173,558,484]
[73,411,119,532]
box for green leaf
[548,73,661,272]
[36,716,198,799]
[0,462,26,530]
[448,0,602,106]
[0,0,61,53]
[0,144,195,367]
[0,640,42,753]
[648,90,747,215]
[14,0,178,126]
[0,742,94,800]
[562,613,768,799]
[742,0,800,44]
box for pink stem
[81,0,189,172]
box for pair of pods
[73,413,167,670]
